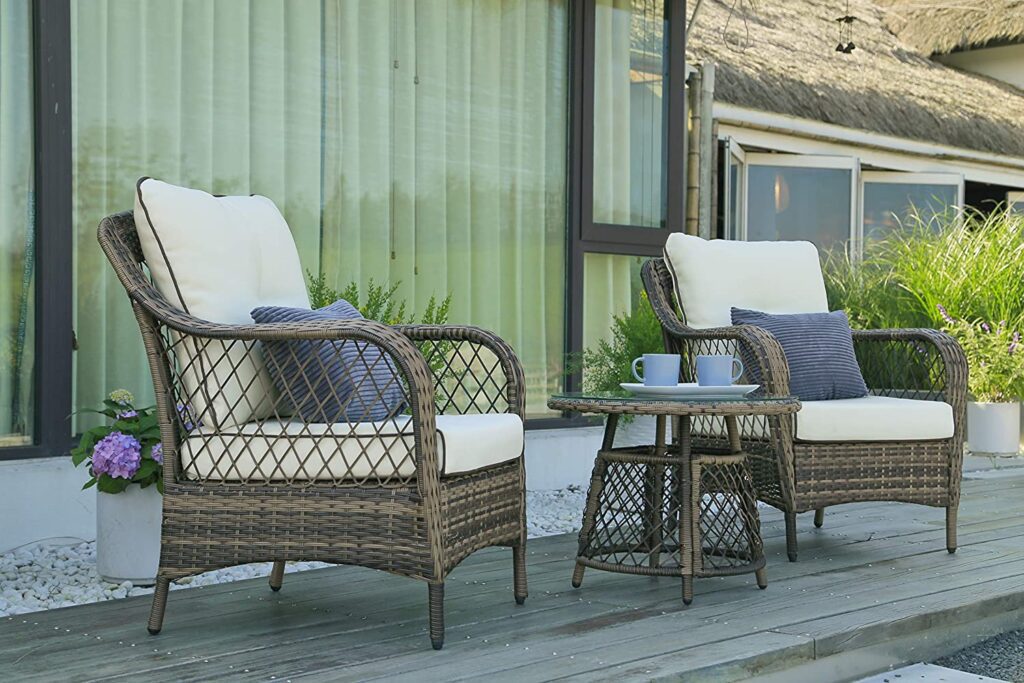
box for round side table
[547,391,800,604]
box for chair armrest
[852,328,968,408]
[660,321,792,397]
[393,324,526,418]
[130,293,441,494]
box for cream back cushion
[663,233,829,329]
[133,178,310,427]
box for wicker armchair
[641,244,967,562]
[98,208,527,650]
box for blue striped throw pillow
[730,308,868,401]
[251,300,406,422]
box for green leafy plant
[70,389,164,494]
[573,291,664,393]
[307,271,451,325]
[940,309,1024,403]
[824,206,1024,331]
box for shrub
[576,291,664,393]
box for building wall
[938,43,1024,91]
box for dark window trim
[2,0,73,462]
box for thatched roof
[879,0,1024,55]
[687,0,1024,158]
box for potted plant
[575,291,665,445]
[71,389,163,585]
[940,308,1024,456]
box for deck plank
[2,472,1023,682]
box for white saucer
[619,382,760,398]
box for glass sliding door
[71,0,569,424]
[862,172,962,241]
[592,0,666,229]
[0,0,35,447]
[745,154,858,257]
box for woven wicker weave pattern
[640,258,968,562]
[97,211,528,649]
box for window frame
[743,152,860,256]
[861,171,964,238]
[1,0,73,461]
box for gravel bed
[0,488,586,618]
[936,629,1024,682]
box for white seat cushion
[795,396,954,442]
[180,413,524,481]
[696,396,954,442]
[663,233,829,329]
[134,178,310,427]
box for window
[591,0,667,229]
[0,0,34,447]
[862,172,963,241]
[746,154,858,256]
[1009,191,1024,214]
[71,0,569,422]
[722,138,745,240]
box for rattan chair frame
[641,258,968,561]
[97,211,528,650]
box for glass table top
[549,390,796,404]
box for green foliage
[824,205,1024,400]
[70,390,164,494]
[942,316,1024,403]
[575,291,664,393]
[825,206,1024,330]
[307,271,451,325]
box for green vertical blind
[0,0,34,446]
[71,0,568,423]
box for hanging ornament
[835,0,856,53]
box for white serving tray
[619,382,760,399]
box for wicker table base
[571,413,765,604]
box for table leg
[646,415,667,569]
[677,414,695,605]
[573,413,619,589]
[727,415,767,590]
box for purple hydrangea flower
[117,409,138,420]
[91,432,142,479]
[151,442,163,464]
[176,403,201,431]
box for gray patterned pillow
[251,300,406,422]
[730,308,868,401]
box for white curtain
[0,0,34,445]
[72,0,322,428]
[73,0,568,421]
[321,0,568,416]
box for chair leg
[512,543,528,605]
[147,577,171,635]
[947,506,958,554]
[269,561,286,592]
[428,582,445,650]
[785,511,798,562]
[814,508,825,528]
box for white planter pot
[96,485,162,586]
[967,401,1021,456]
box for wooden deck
[4,470,1024,682]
